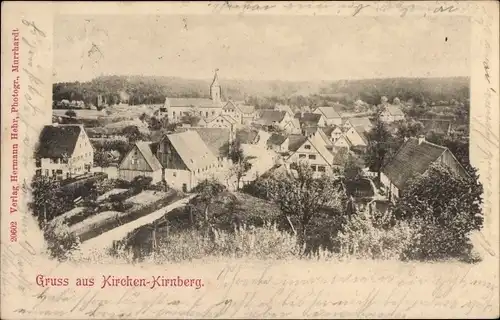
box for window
[318,166,326,172]
[212,111,215,115]
[311,165,317,171]
[299,154,306,159]
[206,112,209,117]
[45,169,49,176]
[56,169,63,174]
[35,159,41,167]
[304,144,311,150]
[308,154,316,160]
[173,172,177,177]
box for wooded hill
[53,75,470,107]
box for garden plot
[125,190,168,206]
[96,188,128,203]
[69,210,126,236]
[51,207,86,225]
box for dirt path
[77,194,195,254]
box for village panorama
[33,69,483,264]
[34,14,481,264]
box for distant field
[53,104,161,121]
[53,109,104,119]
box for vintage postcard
[1,1,499,319]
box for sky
[53,14,471,82]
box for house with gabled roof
[302,126,333,149]
[380,104,405,123]
[313,106,342,126]
[223,101,256,125]
[342,125,368,148]
[254,110,292,130]
[156,130,218,192]
[332,133,353,150]
[275,104,295,117]
[285,132,338,177]
[322,126,344,142]
[381,136,469,201]
[283,117,301,134]
[342,117,373,131]
[35,124,94,180]
[206,113,237,129]
[118,141,163,183]
[266,133,289,153]
[184,127,233,168]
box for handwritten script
[7,261,499,318]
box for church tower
[210,68,221,102]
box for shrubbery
[336,208,415,260]
[117,224,302,263]
[43,220,80,261]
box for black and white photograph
[1,2,499,319]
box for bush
[336,209,415,260]
[43,220,80,261]
[403,218,475,261]
[393,163,483,261]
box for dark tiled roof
[267,133,288,146]
[257,110,286,125]
[419,119,452,133]
[236,128,259,144]
[188,128,231,157]
[321,126,339,136]
[382,138,446,190]
[315,106,341,119]
[167,97,221,108]
[288,134,308,152]
[35,125,82,158]
[295,112,323,126]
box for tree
[364,117,396,180]
[393,163,483,259]
[180,114,201,126]
[228,139,244,164]
[266,162,344,247]
[191,179,227,233]
[28,176,69,226]
[228,156,254,190]
[130,175,153,192]
[343,154,363,182]
[65,109,77,118]
[394,119,424,143]
[94,149,111,167]
[121,126,144,143]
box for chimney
[418,135,425,145]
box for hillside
[53,75,470,107]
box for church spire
[210,68,221,102]
[212,68,220,86]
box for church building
[164,70,224,122]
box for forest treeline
[53,75,470,108]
